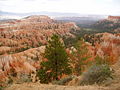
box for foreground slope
[6,58,120,90]
[5,83,109,90]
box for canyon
[0,15,120,90]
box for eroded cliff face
[92,16,120,32]
[0,15,78,54]
[0,46,45,82]
[0,15,78,32]
[81,32,120,64]
[95,33,120,64]
[108,16,120,22]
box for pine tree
[37,34,71,83]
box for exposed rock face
[83,32,120,64]
[0,15,78,31]
[108,16,120,22]
[0,15,78,54]
[22,15,54,23]
[91,16,120,33]
[0,15,78,47]
[95,33,120,64]
[0,46,45,82]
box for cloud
[0,0,8,1]
[0,0,120,15]
[24,0,36,1]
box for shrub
[52,75,76,85]
[0,82,7,90]
[69,39,91,76]
[8,77,13,84]
[16,73,31,84]
[95,56,109,65]
[78,64,112,85]
[0,86,3,90]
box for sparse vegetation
[16,74,31,84]
[0,86,4,90]
[95,56,110,65]
[52,75,76,85]
[69,39,91,76]
[78,64,112,85]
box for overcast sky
[0,0,120,15]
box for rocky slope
[0,15,78,54]
[0,46,45,83]
[0,15,78,84]
[5,58,120,90]
[107,16,120,22]
[83,32,120,64]
[95,33,120,64]
[92,16,120,32]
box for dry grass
[5,83,109,90]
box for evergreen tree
[37,34,71,83]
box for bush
[70,39,91,76]
[0,86,3,90]
[8,77,13,84]
[52,75,76,85]
[16,74,31,84]
[95,56,109,65]
[78,64,112,85]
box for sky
[0,0,120,15]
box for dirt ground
[5,83,110,90]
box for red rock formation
[0,46,45,82]
[0,15,79,84]
[0,16,78,55]
[108,16,120,22]
[95,33,120,64]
